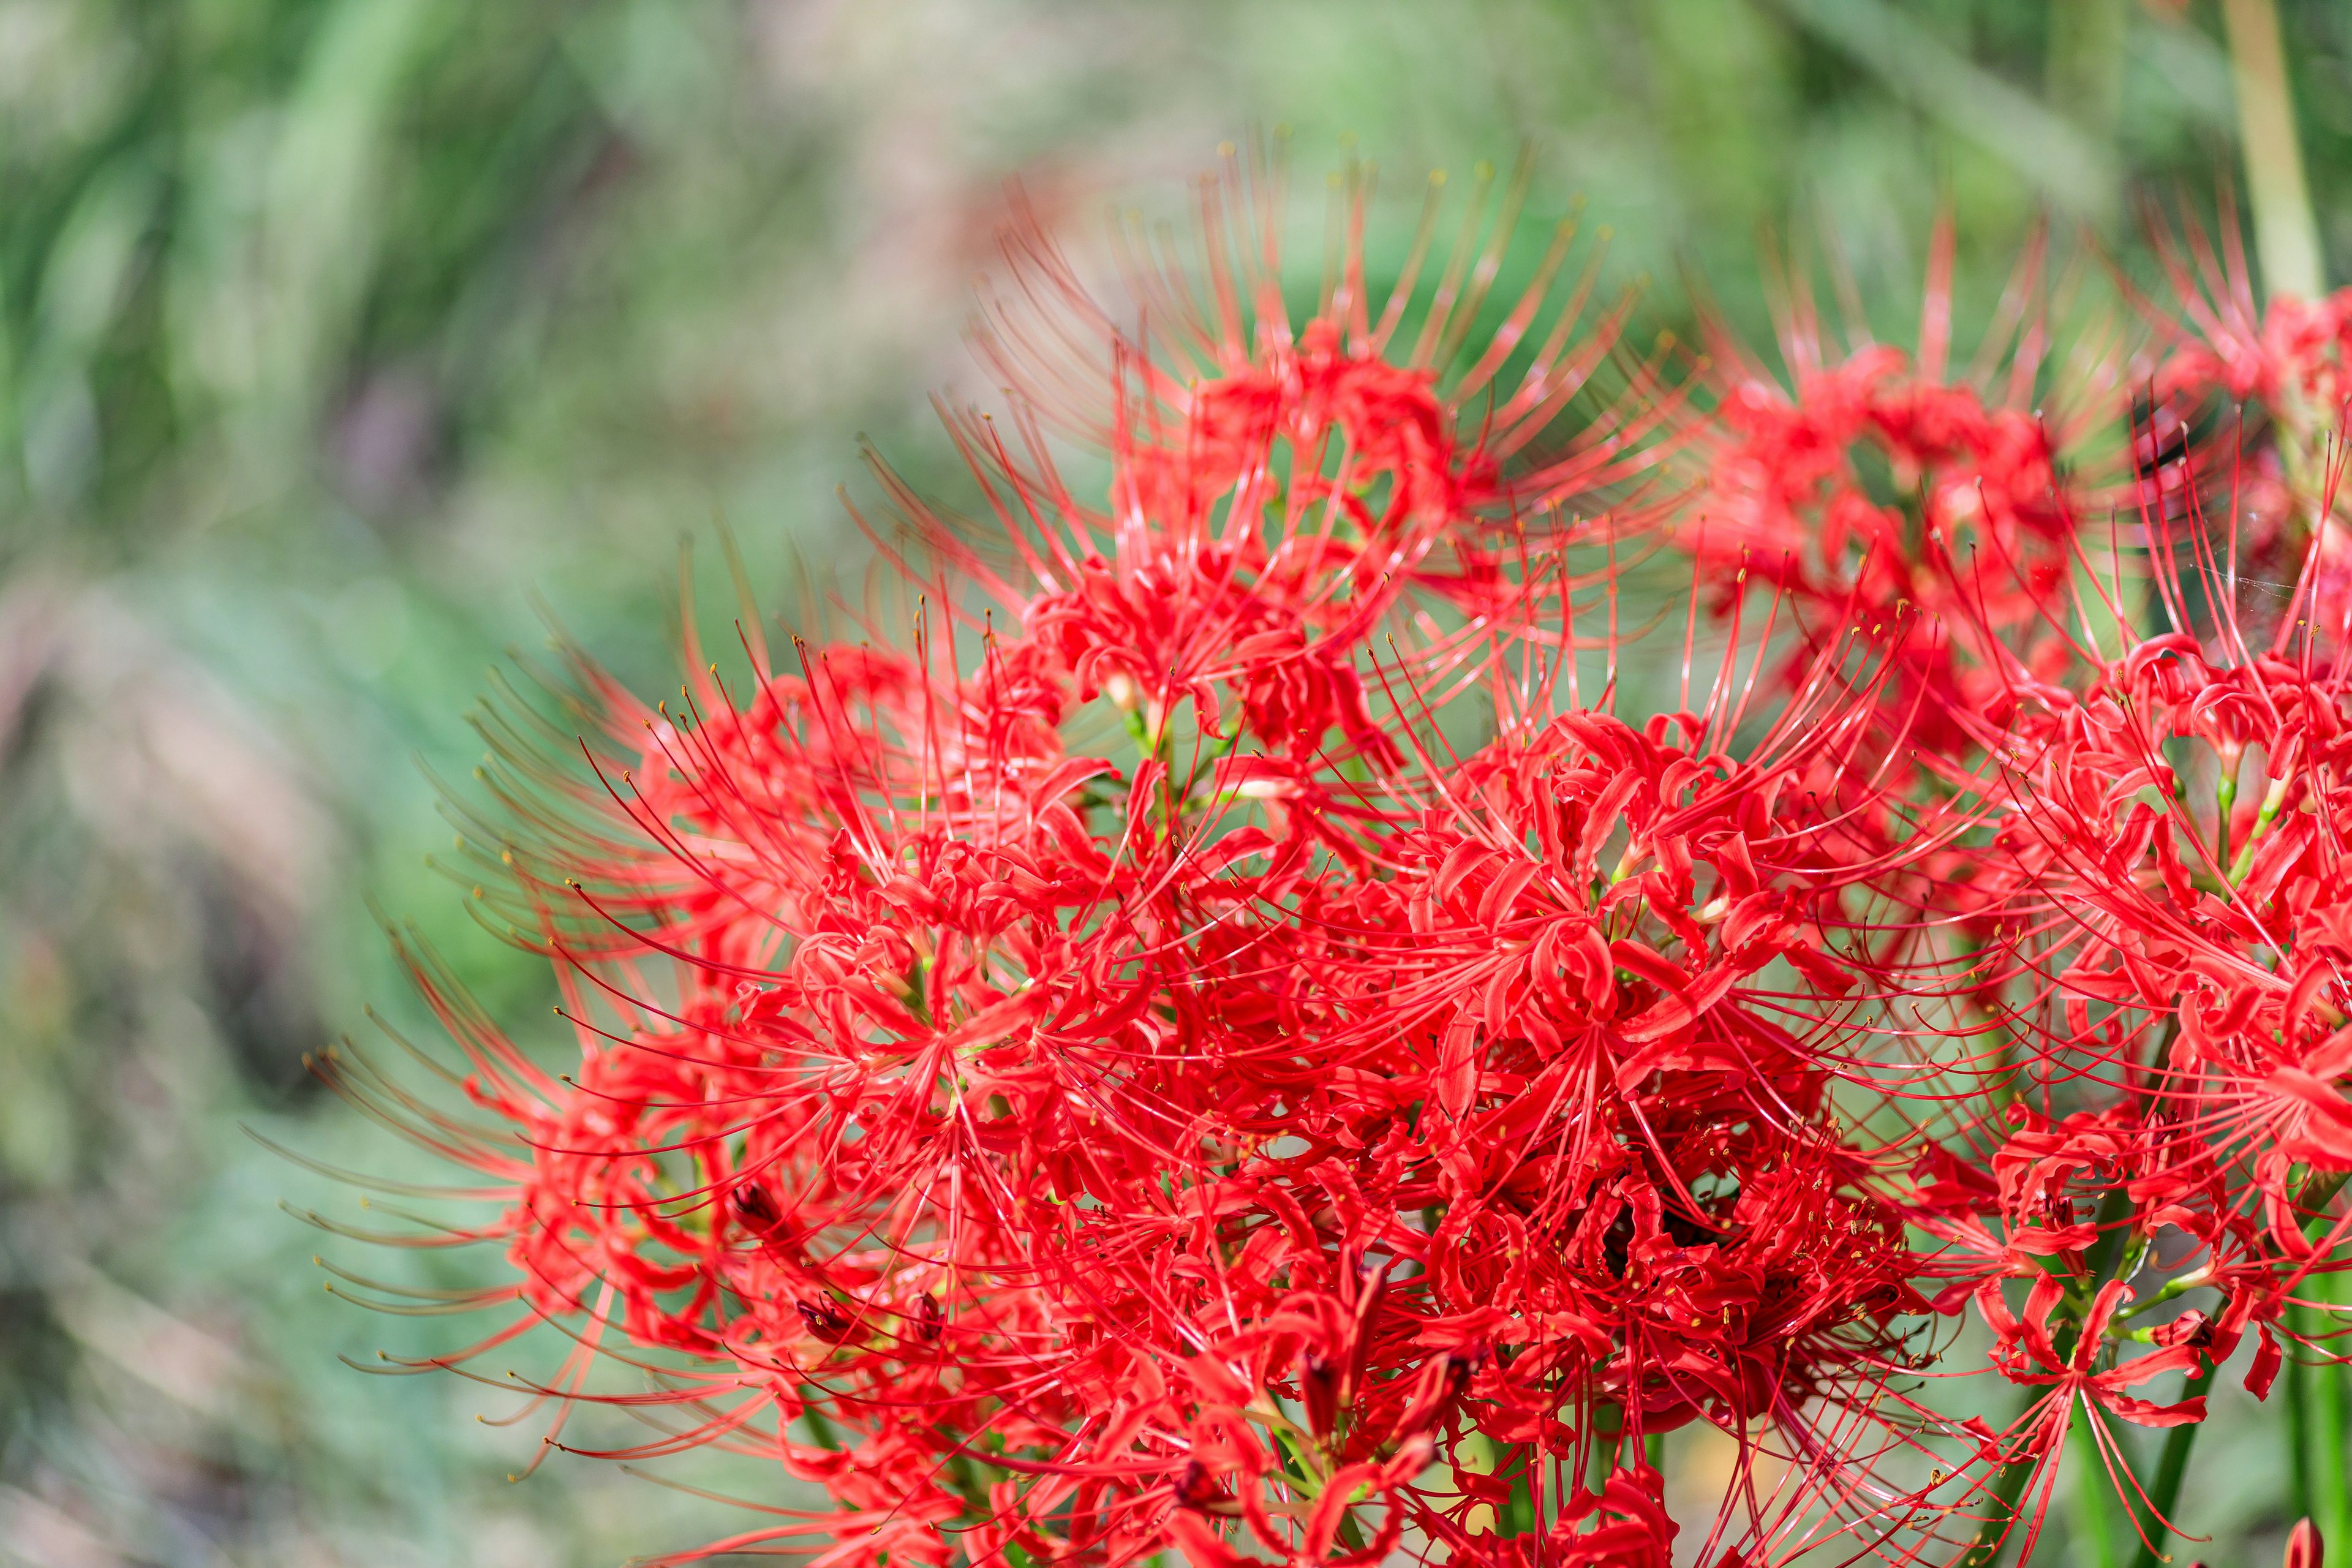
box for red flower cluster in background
[311,156,2352,1568]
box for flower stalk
[2222,0,2324,301]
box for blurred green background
[0,1,2343,1562]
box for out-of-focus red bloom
[2147,203,2352,431]
[1676,223,2148,742]
[2133,206,2352,650]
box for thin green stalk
[2308,1270,2350,1551]
[1586,1403,1623,1493]
[2216,766,2239,873]
[1964,1428,2043,1568]
[2071,1398,2122,1568]
[2219,0,2324,300]
[2082,1186,2138,1296]
[2282,1182,2350,1548]
[2230,778,2291,884]
[2291,1334,2315,1526]
[1502,1458,1539,1539]
[2126,1365,2217,1568]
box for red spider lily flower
[1965,1277,2207,1566]
[1950,554,2352,1243]
[2130,204,2352,649]
[1875,434,2352,1560]
[1975,1277,2208,1425]
[1047,577,1966,1563]
[904,151,1698,787]
[1671,221,2159,756]
[1433,1465,1678,1568]
[306,156,1744,1568]
[2144,202,2352,432]
[301,157,2352,1568]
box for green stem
[1503,1455,1539,1538]
[1964,1427,2043,1568]
[2230,778,2290,884]
[2072,1396,2122,1568]
[2082,1186,2138,1296]
[2309,1270,2350,1553]
[1585,1403,1623,1493]
[2217,767,2239,875]
[2113,1267,2211,1325]
[2290,1325,2315,1526]
[2219,0,2324,301]
[2286,1180,2351,1545]
[2126,1365,2217,1568]
[799,1398,837,1449]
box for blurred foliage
[1,0,2349,1562]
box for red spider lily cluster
[311,160,2352,1568]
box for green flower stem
[2308,1269,2350,1553]
[1965,1404,2046,1568]
[2126,1365,2218,1568]
[2071,1397,2122,1568]
[2217,767,2239,873]
[1586,1403,1623,1493]
[2111,1267,2211,1325]
[2290,1334,2315,1525]
[2219,0,2324,301]
[2285,1183,2351,1545]
[2230,778,2291,885]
